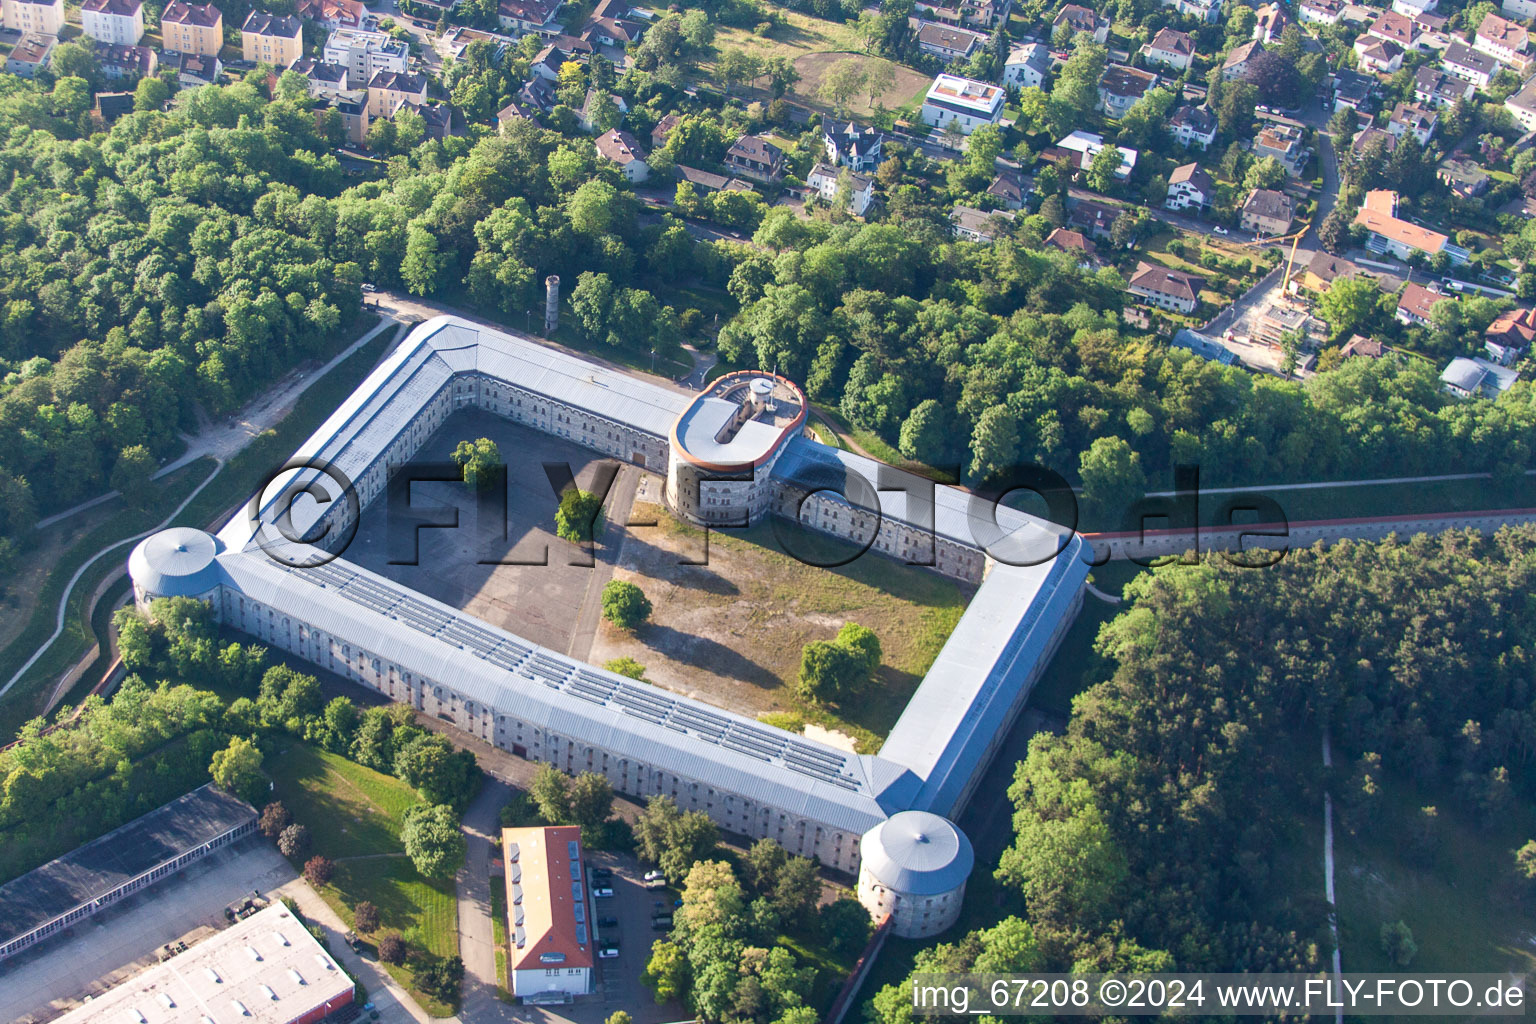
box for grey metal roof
[0,785,255,945]
[128,527,224,597]
[859,810,974,895]
[673,396,782,465]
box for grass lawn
[710,11,863,62]
[266,742,461,1016]
[1335,779,1536,974]
[589,500,971,750]
[488,866,511,1000]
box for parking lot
[579,851,682,1024]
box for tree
[601,579,652,630]
[1380,920,1417,967]
[1079,436,1146,524]
[353,901,381,933]
[304,855,335,886]
[555,488,604,543]
[377,932,407,964]
[1243,156,1285,191]
[819,59,867,115]
[864,60,896,109]
[968,404,1020,486]
[134,75,170,112]
[606,1013,633,1024]
[819,897,872,957]
[418,955,464,1000]
[634,795,720,880]
[1245,50,1301,104]
[259,801,292,839]
[716,49,762,95]
[110,444,157,508]
[401,803,467,878]
[797,638,871,704]
[530,763,573,823]
[1518,840,1536,883]
[210,736,265,806]
[569,772,615,839]
[451,437,502,490]
[395,733,479,809]
[643,940,688,1003]
[278,823,312,860]
[898,399,949,465]
[1317,277,1382,341]
[604,656,647,679]
[1086,143,1123,193]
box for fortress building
[129,316,1088,926]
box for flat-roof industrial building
[128,315,1089,930]
[44,903,354,1024]
[0,784,258,964]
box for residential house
[1388,101,1438,144]
[297,0,367,29]
[1366,11,1418,49]
[518,76,557,113]
[1128,262,1205,313]
[1003,41,1050,87]
[1485,307,1536,364]
[437,26,516,63]
[1507,75,1536,130]
[987,168,1025,209]
[724,134,785,181]
[1505,0,1536,19]
[165,49,221,86]
[1161,0,1223,22]
[1240,187,1294,234]
[1356,189,1469,263]
[1057,129,1137,179]
[1164,162,1215,212]
[1069,198,1121,240]
[1392,0,1438,13]
[1222,40,1264,80]
[242,11,304,66]
[324,27,408,88]
[920,73,1004,134]
[914,0,1012,29]
[1442,40,1498,86]
[823,119,887,172]
[366,69,427,118]
[92,90,135,122]
[1474,12,1530,68]
[1351,126,1398,158]
[1098,64,1158,118]
[1340,335,1386,358]
[951,205,1015,242]
[1356,38,1405,72]
[289,56,348,96]
[0,0,63,37]
[94,41,156,79]
[1395,282,1448,325]
[497,0,560,37]
[913,19,988,63]
[1300,251,1359,291]
[674,165,754,193]
[652,112,680,150]
[1437,155,1489,198]
[808,162,875,216]
[159,1,223,56]
[1144,27,1195,70]
[319,88,368,143]
[1053,3,1108,43]
[1169,104,1217,149]
[1045,226,1098,263]
[5,31,53,77]
[578,88,628,132]
[1299,0,1343,24]
[1253,122,1307,175]
[1413,66,1473,106]
[80,0,143,45]
[496,98,540,127]
[1441,356,1517,397]
[1252,1,1288,41]
[581,0,645,49]
[594,128,648,183]
[529,36,592,81]
[504,827,594,1001]
[394,98,452,140]
[1331,68,1374,112]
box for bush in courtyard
[600,580,652,630]
[278,823,311,860]
[259,801,292,839]
[401,803,466,878]
[604,656,647,679]
[451,437,502,491]
[353,900,380,933]
[556,488,605,543]
[304,855,334,886]
[377,932,407,964]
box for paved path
[454,780,514,1024]
[1322,732,1344,1024]
[1143,467,1527,498]
[34,317,403,532]
[566,464,641,663]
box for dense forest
[869,527,1536,1018]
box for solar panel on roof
[721,737,772,761]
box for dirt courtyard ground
[587,480,973,749]
[348,409,635,655]
[788,52,932,119]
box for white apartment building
[324,26,408,88]
[80,0,143,44]
[920,73,1004,134]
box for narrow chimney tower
[544,275,560,333]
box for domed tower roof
[128,527,224,597]
[860,811,974,895]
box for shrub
[353,900,380,933]
[304,855,334,886]
[600,580,652,630]
[377,932,407,964]
[278,823,311,860]
[259,801,292,839]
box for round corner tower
[127,527,225,612]
[665,371,807,527]
[857,811,973,939]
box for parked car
[1212,226,1228,236]
[599,945,620,958]
[651,915,673,930]
[598,916,618,928]
[643,870,666,883]
[593,886,614,898]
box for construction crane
[1234,225,1311,293]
